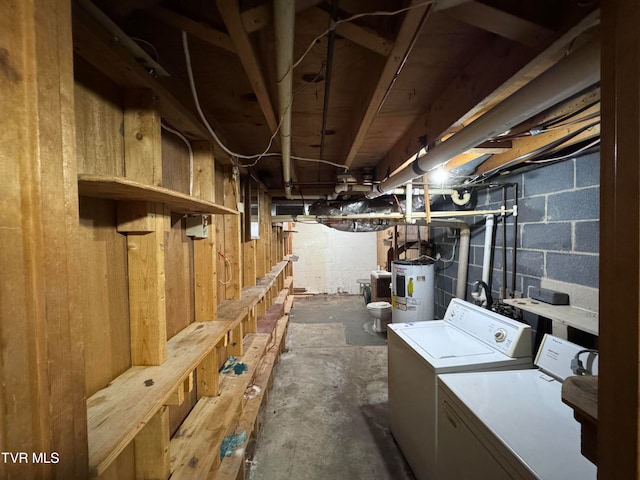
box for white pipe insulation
[366,38,600,198]
[274,0,295,199]
[482,215,494,285]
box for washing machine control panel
[444,299,531,357]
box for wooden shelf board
[87,320,232,477]
[215,315,290,480]
[503,298,598,335]
[78,174,238,215]
[170,333,271,480]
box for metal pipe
[274,0,295,198]
[319,0,338,160]
[367,38,600,198]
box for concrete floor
[248,295,415,480]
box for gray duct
[367,38,601,198]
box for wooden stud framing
[223,170,242,299]
[123,89,168,366]
[193,141,218,321]
[1,0,89,477]
[197,346,223,399]
[134,406,171,479]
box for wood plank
[122,92,168,366]
[148,6,235,53]
[1,0,88,477]
[474,108,600,176]
[134,406,171,479]
[342,1,432,167]
[243,240,257,287]
[213,315,290,480]
[197,347,223,398]
[193,141,219,321]
[445,1,554,47]
[599,0,640,475]
[223,171,242,299]
[377,9,600,179]
[216,0,279,133]
[86,320,232,477]
[78,174,239,214]
[170,334,271,479]
[72,3,210,140]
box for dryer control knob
[494,329,507,342]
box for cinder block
[547,187,599,221]
[546,252,599,288]
[575,152,600,187]
[517,196,546,223]
[575,221,599,253]
[522,223,571,251]
[516,250,544,277]
[523,160,574,196]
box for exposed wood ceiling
[75,0,601,200]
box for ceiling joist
[445,1,554,47]
[342,1,433,168]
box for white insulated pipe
[274,0,295,198]
[367,38,600,198]
[482,215,494,285]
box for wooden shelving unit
[78,174,238,215]
[87,320,233,476]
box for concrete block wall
[431,151,600,318]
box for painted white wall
[291,222,378,294]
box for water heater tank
[391,259,435,323]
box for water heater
[391,259,435,323]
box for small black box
[530,287,570,305]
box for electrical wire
[217,251,233,285]
[182,3,432,172]
[161,122,194,196]
[182,31,348,171]
[290,0,434,72]
[438,237,458,263]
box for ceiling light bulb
[429,168,450,185]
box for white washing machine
[437,334,597,480]
[387,298,532,480]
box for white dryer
[387,298,532,480]
[437,334,597,479]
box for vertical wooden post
[243,240,257,287]
[122,89,167,366]
[223,169,242,299]
[192,141,217,321]
[255,188,268,277]
[134,407,171,479]
[600,1,640,477]
[0,0,89,477]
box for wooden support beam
[343,1,432,168]
[1,0,88,477]
[72,4,211,140]
[134,406,171,479]
[216,0,279,133]
[223,170,242,299]
[197,346,223,398]
[148,6,235,52]
[123,89,167,366]
[599,0,640,476]
[474,106,600,175]
[243,240,257,287]
[445,1,554,47]
[377,9,600,179]
[193,142,218,321]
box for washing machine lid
[438,370,597,479]
[389,322,529,372]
